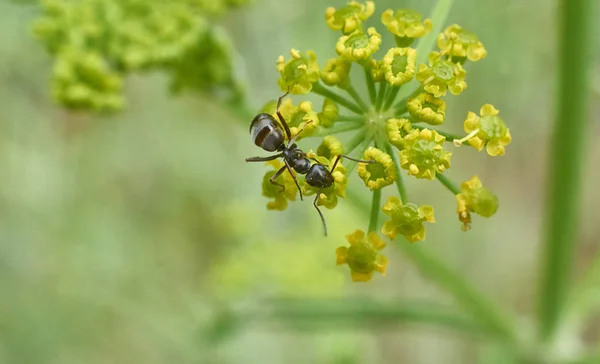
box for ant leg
[313,191,328,237]
[269,165,287,193]
[245,153,282,162]
[288,120,314,146]
[331,154,376,170]
[276,90,293,142]
[283,159,304,201]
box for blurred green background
[1,0,599,363]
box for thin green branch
[346,192,517,342]
[363,64,377,104]
[375,82,388,111]
[343,84,369,113]
[337,115,366,123]
[538,0,591,342]
[250,298,489,336]
[412,124,464,142]
[312,82,364,115]
[382,86,401,111]
[384,141,408,203]
[315,122,363,137]
[436,173,461,195]
[344,128,368,155]
[368,189,381,233]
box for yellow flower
[437,24,487,63]
[260,98,318,139]
[303,153,347,209]
[381,47,417,86]
[316,136,344,160]
[386,118,413,150]
[335,27,382,62]
[336,229,388,282]
[454,104,511,156]
[262,160,302,210]
[320,58,352,87]
[456,176,498,231]
[416,51,467,97]
[318,98,339,128]
[381,9,432,46]
[400,129,451,180]
[276,49,319,94]
[369,58,385,82]
[407,92,446,125]
[381,196,435,242]
[325,1,375,34]
[356,147,397,190]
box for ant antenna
[288,120,314,146]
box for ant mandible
[245,91,374,237]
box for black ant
[245,91,374,236]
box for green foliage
[33,0,250,111]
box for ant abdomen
[250,113,285,152]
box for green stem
[346,137,373,175]
[385,141,408,203]
[344,128,368,155]
[368,189,381,233]
[343,84,369,113]
[346,192,517,342]
[337,115,366,123]
[412,124,464,142]
[436,173,461,195]
[397,244,516,341]
[315,122,363,137]
[538,0,591,342]
[375,82,388,111]
[253,298,489,335]
[363,65,377,104]
[312,82,364,115]
[382,86,401,111]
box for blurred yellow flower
[416,51,467,97]
[456,176,499,231]
[276,49,320,94]
[437,24,487,63]
[381,9,432,46]
[318,98,340,128]
[325,1,375,34]
[320,58,352,87]
[336,229,388,282]
[317,136,344,160]
[262,160,302,210]
[381,196,435,242]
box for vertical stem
[385,142,408,203]
[382,86,401,111]
[368,189,382,233]
[538,0,591,342]
[363,66,377,105]
[375,82,388,111]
